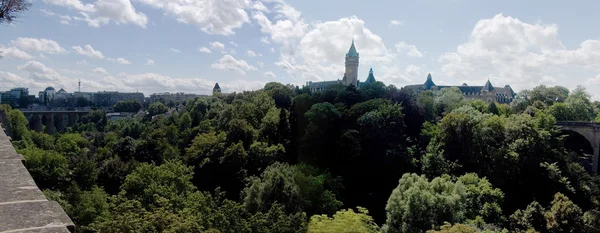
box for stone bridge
[556,121,600,174]
[21,111,90,135]
[0,125,74,232]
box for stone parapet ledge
[0,125,75,233]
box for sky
[2,0,600,98]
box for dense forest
[2,82,600,233]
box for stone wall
[0,124,74,232]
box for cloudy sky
[2,0,600,97]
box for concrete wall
[0,125,75,232]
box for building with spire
[403,73,515,103]
[213,83,222,95]
[304,40,377,92]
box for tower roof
[213,83,221,89]
[482,80,494,92]
[346,39,359,57]
[365,67,376,84]
[424,73,436,89]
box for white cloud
[45,0,148,28]
[228,48,237,55]
[170,48,181,53]
[211,55,257,74]
[247,50,257,57]
[395,42,423,57]
[389,20,404,27]
[257,61,264,68]
[146,59,154,65]
[261,36,270,44]
[288,16,394,81]
[270,48,275,53]
[2,60,254,95]
[439,13,600,92]
[77,60,87,65]
[136,0,250,35]
[0,45,34,60]
[17,61,62,82]
[252,1,269,12]
[40,9,74,24]
[11,37,66,54]
[253,10,308,54]
[199,47,212,53]
[263,71,276,78]
[301,16,394,64]
[40,9,56,16]
[229,41,238,47]
[72,45,104,59]
[116,58,131,64]
[92,67,108,74]
[405,64,422,77]
[210,41,225,50]
[378,65,416,84]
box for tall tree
[0,0,31,24]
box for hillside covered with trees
[2,82,600,233]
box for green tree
[113,100,142,112]
[243,162,342,216]
[545,193,584,233]
[546,102,574,121]
[71,186,110,230]
[418,90,436,121]
[565,86,595,121]
[301,103,341,167]
[528,85,570,106]
[179,111,192,131]
[148,102,168,116]
[56,133,89,156]
[471,100,489,113]
[488,102,499,115]
[6,108,29,141]
[308,207,380,233]
[511,193,585,233]
[76,97,90,107]
[264,82,294,109]
[19,148,69,190]
[434,87,466,116]
[121,160,196,209]
[383,173,465,233]
[383,173,504,233]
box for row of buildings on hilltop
[3,41,516,108]
[404,74,516,104]
[302,40,516,103]
[38,86,145,108]
[1,85,213,109]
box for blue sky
[2,0,600,98]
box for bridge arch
[556,121,600,173]
[561,130,594,172]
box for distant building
[149,92,204,103]
[213,83,221,95]
[403,73,516,104]
[304,40,377,92]
[93,91,145,107]
[39,86,56,105]
[106,112,132,121]
[0,88,33,107]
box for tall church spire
[346,39,359,57]
[344,40,359,87]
